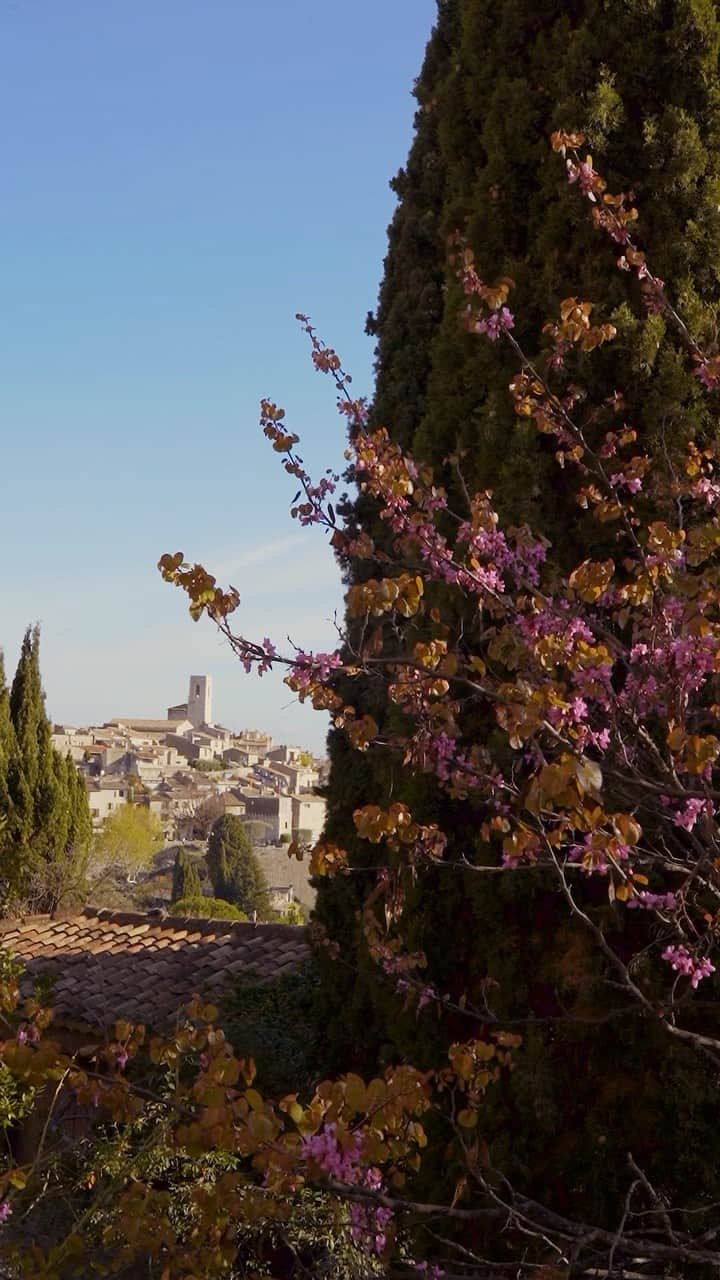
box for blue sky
[0,0,436,751]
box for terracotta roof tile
[1,907,309,1029]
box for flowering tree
[4,135,720,1277]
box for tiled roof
[0,908,309,1030]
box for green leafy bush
[221,959,326,1098]
[170,895,247,921]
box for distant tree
[189,759,225,772]
[190,794,226,840]
[3,626,92,911]
[170,895,247,921]
[276,900,305,926]
[241,819,271,845]
[172,847,202,902]
[206,816,271,919]
[8,626,43,845]
[0,652,22,900]
[93,805,164,880]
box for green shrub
[170,895,247,921]
[221,960,326,1098]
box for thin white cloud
[211,532,306,578]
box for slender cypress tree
[172,847,202,903]
[8,627,41,848]
[4,627,91,909]
[315,0,720,1230]
[66,753,92,864]
[0,653,22,903]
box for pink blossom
[302,1123,363,1182]
[417,984,438,1011]
[672,798,712,832]
[257,637,278,677]
[627,891,677,912]
[16,1023,39,1045]
[662,944,715,988]
[349,1191,393,1255]
[567,158,599,199]
[474,306,515,341]
[0,1201,11,1225]
[695,360,720,391]
[692,477,720,505]
[290,649,342,689]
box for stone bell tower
[187,675,212,728]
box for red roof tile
[0,908,309,1030]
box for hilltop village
[52,675,326,917]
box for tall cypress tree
[172,847,202,903]
[315,0,720,1234]
[4,627,91,910]
[8,626,42,848]
[0,653,22,903]
[368,0,720,539]
[207,816,271,919]
[66,753,92,873]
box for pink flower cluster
[472,306,515,341]
[301,1122,363,1181]
[301,1126,394,1256]
[627,891,677,912]
[0,1201,11,1225]
[569,834,630,875]
[289,649,342,689]
[349,1167,393,1256]
[16,1023,40,1046]
[662,945,716,988]
[337,396,369,430]
[609,471,643,494]
[567,157,600,198]
[671,798,713,832]
[691,476,720,505]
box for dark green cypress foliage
[0,653,22,903]
[66,753,92,865]
[5,627,92,909]
[172,847,202,903]
[207,817,272,919]
[60,753,92,905]
[8,627,42,848]
[364,1,455,449]
[35,714,62,861]
[315,0,720,1237]
[374,0,720,538]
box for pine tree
[207,817,271,919]
[172,848,202,903]
[315,0,720,1230]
